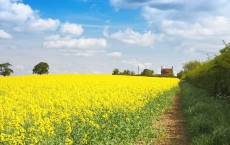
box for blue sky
[0,0,230,75]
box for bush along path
[180,81,230,145]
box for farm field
[0,74,179,144]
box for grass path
[154,95,189,145]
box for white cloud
[162,16,230,40]
[45,34,62,40]
[110,0,203,11]
[0,0,35,22]
[73,50,98,57]
[162,20,213,40]
[138,3,230,55]
[59,49,106,57]
[0,29,12,39]
[61,22,84,36]
[122,59,152,69]
[175,41,222,56]
[13,26,23,32]
[44,36,107,49]
[30,18,60,31]
[109,28,155,47]
[200,16,230,35]
[110,0,150,9]
[0,0,60,32]
[110,0,230,14]
[107,52,122,57]
[111,0,230,38]
[141,6,165,25]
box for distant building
[161,66,173,76]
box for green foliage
[112,68,156,77]
[177,70,186,79]
[141,69,154,77]
[122,69,131,75]
[183,60,202,73]
[112,68,119,75]
[185,44,230,97]
[220,42,230,54]
[167,72,174,77]
[112,68,136,76]
[181,81,230,145]
[0,63,14,76]
[53,87,178,144]
[130,71,135,75]
[33,62,49,75]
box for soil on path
[154,95,190,145]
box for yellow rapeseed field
[0,74,179,144]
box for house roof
[161,68,173,73]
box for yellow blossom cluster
[0,74,179,144]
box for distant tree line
[0,62,49,76]
[112,68,154,77]
[112,68,135,75]
[177,41,230,98]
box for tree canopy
[112,68,120,75]
[0,63,14,76]
[112,68,136,76]
[183,60,202,73]
[141,69,154,76]
[220,41,230,54]
[33,62,49,75]
[184,43,230,97]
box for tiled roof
[161,68,173,73]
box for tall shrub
[186,46,230,97]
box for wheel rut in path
[154,95,190,145]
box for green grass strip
[180,81,230,145]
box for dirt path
[154,95,189,145]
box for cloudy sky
[0,0,230,75]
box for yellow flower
[65,138,73,145]
[0,74,179,143]
[102,113,108,120]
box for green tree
[122,69,131,75]
[220,42,230,54]
[177,70,186,79]
[130,71,135,76]
[141,69,154,76]
[0,63,14,76]
[33,62,49,75]
[183,60,202,73]
[184,43,230,96]
[112,68,120,75]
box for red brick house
[161,66,173,76]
